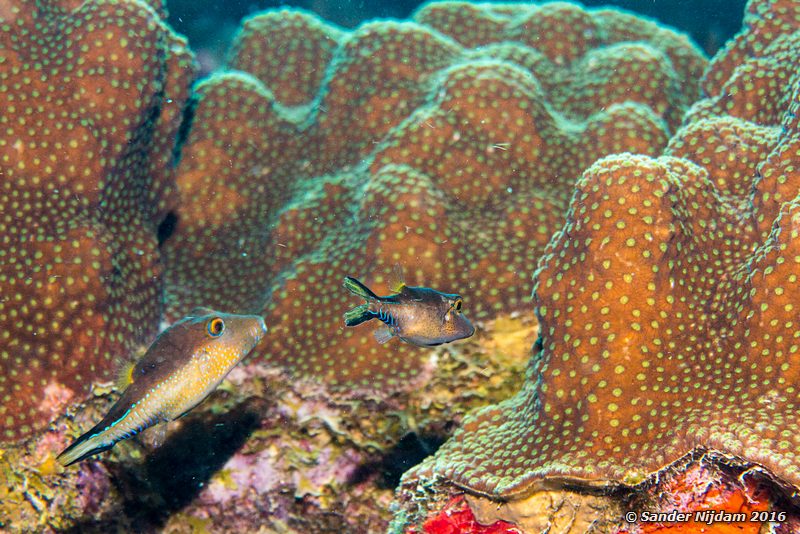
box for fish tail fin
[343,276,379,300]
[57,429,113,466]
[344,304,373,327]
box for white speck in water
[507,187,513,193]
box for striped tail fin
[57,429,114,466]
[344,304,373,326]
[343,276,379,300]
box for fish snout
[251,316,268,340]
[236,314,267,345]
[458,316,475,340]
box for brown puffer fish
[57,309,267,466]
[343,276,474,346]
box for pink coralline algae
[408,496,523,534]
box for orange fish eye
[207,317,225,337]
[454,299,463,312]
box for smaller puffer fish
[57,309,267,466]
[343,276,475,346]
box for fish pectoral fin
[115,360,137,389]
[373,326,394,345]
[144,422,168,448]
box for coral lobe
[0,0,195,441]
[402,0,800,509]
[163,1,703,394]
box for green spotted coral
[401,0,800,500]
[0,0,195,441]
[162,2,705,392]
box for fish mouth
[248,316,268,342]
[464,322,476,338]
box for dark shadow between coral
[156,211,178,246]
[350,430,449,490]
[56,397,267,533]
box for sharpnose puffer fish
[343,276,475,346]
[57,309,267,466]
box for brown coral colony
[406,0,800,501]
[0,0,194,440]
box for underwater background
[169,0,746,74]
[1,0,800,533]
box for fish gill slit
[377,307,396,327]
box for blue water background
[168,0,745,75]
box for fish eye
[454,299,463,312]
[207,318,225,337]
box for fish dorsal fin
[115,343,148,389]
[389,263,406,293]
[390,280,406,293]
